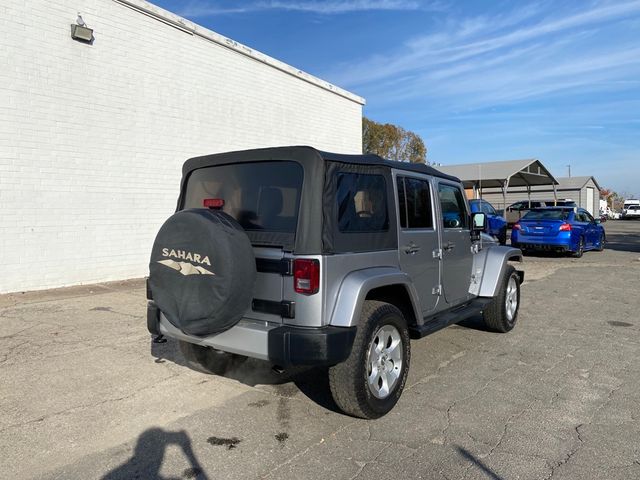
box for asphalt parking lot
[2,220,639,480]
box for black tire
[572,236,584,258]
[596,232,605,252]
[483,265,520,333]
[148,209,256,336]
[512,242,528,255]
[498,227,507,246]
[329,301,410,419]
[178,340,244,375]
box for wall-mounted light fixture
[71,13,94,44]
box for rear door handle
[443,241,455,251]
[403,242,420,255]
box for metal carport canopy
[436,158,558,189]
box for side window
[396,177,407,229]
[397,176,433,229]
[584,212,595,223]
[337,173,389,233]
[482,202,496,215]
[438,184,469,229]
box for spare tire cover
[148,208,256,336]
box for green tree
[362,117,427,164]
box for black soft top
[179,146,460,254]
[182,146,459,182]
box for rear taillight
[513,223,521,230]
[293,259,320,295]
[559,223,572,231]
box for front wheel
[483,265,520,333]
[329,301,410,419]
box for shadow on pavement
[101,428,209,480]
[150,337,341,414]
[456,446,505,480]
[602,228,640,253]
[454,313,494,333]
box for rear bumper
[147,302,355,367]
[511,231,572,250]
[267,325,356,367]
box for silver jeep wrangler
[147,146,523,419]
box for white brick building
[0,0,364,293]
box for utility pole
[566,164,571,177]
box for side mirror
[471,212,487,232]
[595,218,601,224]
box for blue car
[469,199,508,245]
[511,207,605,257]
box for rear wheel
[178,340,244,375]
[483,265,520,333]
[572,236,584,258]
[596,232,605,252]
[329,301,410,419]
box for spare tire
[148,208,256,336]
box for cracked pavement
[2,221,640,480]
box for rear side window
[438,184,469,229]
[397,176,433,229]
[522,209,570,221]
[337,173,388,232]
[183,161,303,232]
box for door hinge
[432,249,442,260]
[432,285,442,296]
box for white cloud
[330,1,640,109]
[180,0,440,17]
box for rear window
[522,209,570,221]
[183,161,303,233]
[548,200,576,207]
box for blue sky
[154,0,640,197]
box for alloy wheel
[505,276,518,321]
[366,325,403,399]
